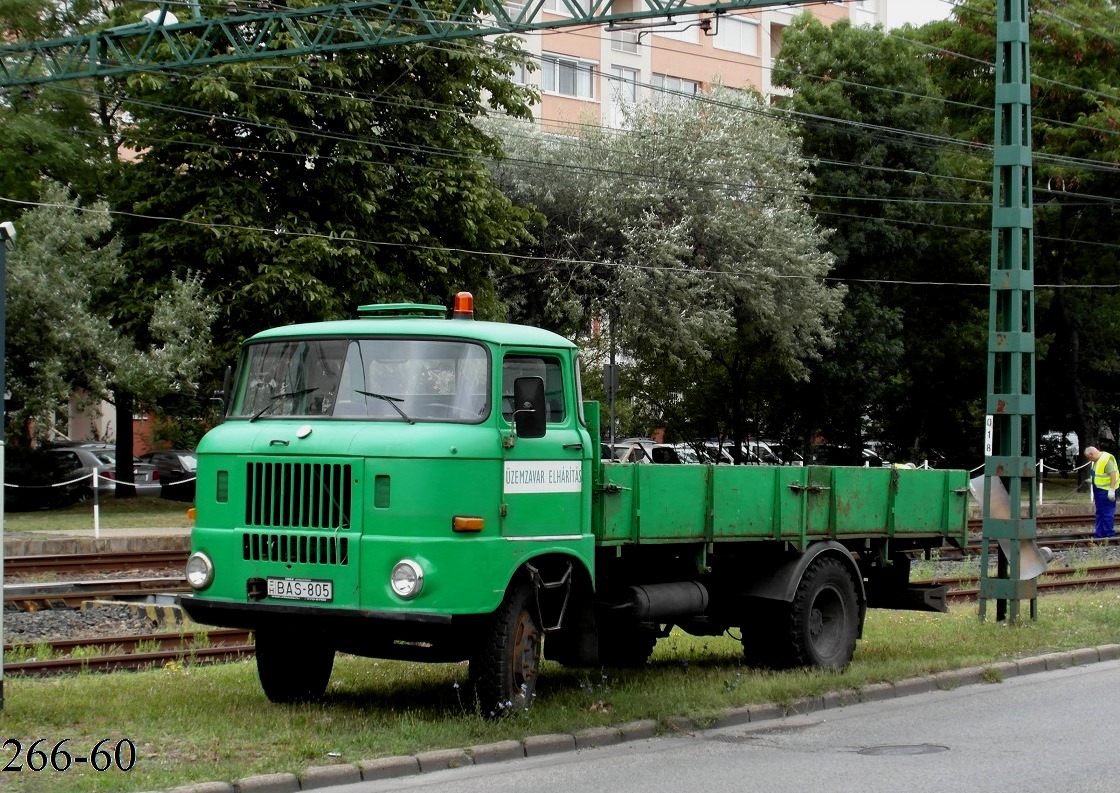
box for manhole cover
[858,744,949,756]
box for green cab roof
[245,314,578,350]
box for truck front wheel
[787,557,859,669]
[469,581,542,717]
[255,627,335,703]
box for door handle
[563,443,584,450]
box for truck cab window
[502,355,565,423]
[232,338,489,422]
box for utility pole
[979,0,1038,623]
[0,219,16,709]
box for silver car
[48,445,162,499]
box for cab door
[499,351,589,539]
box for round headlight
[185,552,214,590]
[390,559,424,599]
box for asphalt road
[332,659,1120,793]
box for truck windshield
[230,338,490,422]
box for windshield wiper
[249,387,319,422]
[354,390,415,425]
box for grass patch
[2,588,1120,792]
[3,498,192,533]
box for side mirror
[211,365,232,416]
[512,376,547,439]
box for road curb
[145,644,1120,792]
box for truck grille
[242,532,349,566]
[245,461,353,530]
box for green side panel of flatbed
[596,464,969,547]
[635,465,710,541]
[600,464,638,542]
[830,467,892,534]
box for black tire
[255,628,335,703]
[469,580,542,717]
[787,557,859,669]
[597,625,658,668]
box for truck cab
[181,294,596,710]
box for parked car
[616,438,683,464]
[763,440,804,466]
[672,443,702,464]
[6,444,161,509]
[5,447,87,510]
[1040,431,1078,471]
[138,450,197,501]
[47,446,163,499]
[745,440,782,465]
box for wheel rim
[809,585,845,656]
[510,608,541,705]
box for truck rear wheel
[255,628,335,703]
[469,581,542,717]
[787,557,859,669]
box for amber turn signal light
[452,516,484,532]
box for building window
[609,66,639,103]
[608,66,639,128]
[652,73,699,105]
[652,24,700,44]
[542,0,591,15]
[611,29,639,53]
[713,17,759,56]
[542,53,596,99]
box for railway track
[4,577,187,611]
[3,628,254,676]
[918,562,1120,602]
[4,549,188,576]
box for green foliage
[113,21,538,374]
[0,0,117,200]
[772,16,989,464]
[920,0,1120,454]
[4,182,217,446]
[5,182,124,444]
[492,88,842,442]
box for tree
[0,0,113,201]
[5,182,217,466]
[921,0,1120,455]
[112,6,538,371]
[773,16,989,465]
[492,87,844,444]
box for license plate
[266,577,333,602]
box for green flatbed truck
[179,294,970,715]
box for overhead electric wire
[14,0,1120,257]
[5,191,1119,288]
[61,1,1120,183]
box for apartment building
[505,0,888,130]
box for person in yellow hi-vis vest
[1084,446,1119,539]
